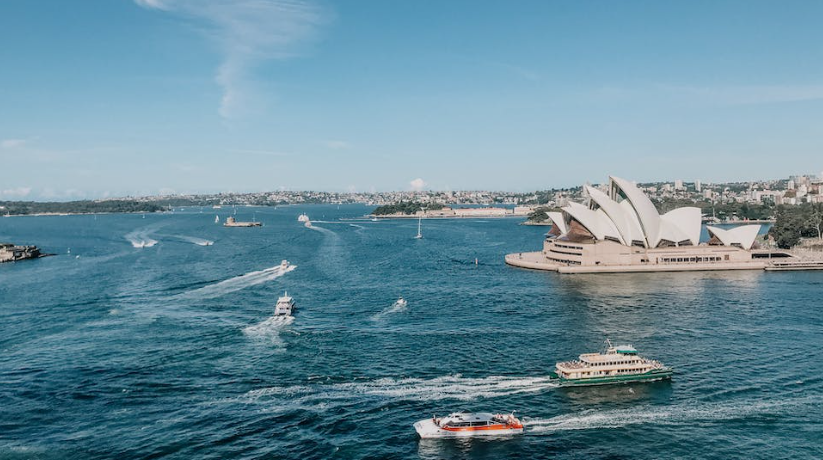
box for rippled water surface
[1,205,822,459]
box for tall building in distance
[674,179,684,191]
[695,180,702,192]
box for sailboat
[415,215,423,239]
[214,215,220,224]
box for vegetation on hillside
[769,203,823,248]
[654,198,774,221]
[372,201,445,215]
[526,206,562,223]
[0,200,164,216]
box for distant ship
[414,216,423,239]
[414,412,523,438]
[298,213,310,222]
[215,215,220,224]
[274,292,295,317]
[223,216,261,227]
[549,340,672,386]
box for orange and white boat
[414,412,523,438]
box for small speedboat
[395,297,407,309]
[298,213,310,222]
[280,259,290,270]
[274,292,295,317]
[414,412,523,438]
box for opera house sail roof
[550,176,759,250]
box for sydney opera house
[506,176,770,273]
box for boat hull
[414,420,523,438]
[551,368,673,387]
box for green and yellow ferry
[550,340,672,386]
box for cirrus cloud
[1,139,27,149]
[135,0,329,118]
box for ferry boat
[414,412,523,438]
[274,292,295,317]
[550,340,672,386]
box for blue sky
[1,0,822,200]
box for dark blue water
[1,205,821,459]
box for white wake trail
[524,396,821,434]
[176,264,296,300]
[240,374,559,411]
[371,300,408,321]
[243,316,295,346]
[125,230,158,248]
[178,235,214,246]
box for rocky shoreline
[0,243,54,263]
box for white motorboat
[274,292,295,317]
[298,213,310,222]
[280,259,290,270]
[414,412,523,438]
[394,297,407,309]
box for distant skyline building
[695,180,702,192]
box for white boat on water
[298,213,310,222]
[280,259,290,270]
[214,215,220,224]
[414,216,423,239]
[394,297,407,309]
[414,412,523,438]
[274,291,295,317]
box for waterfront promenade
[506,250,823,273]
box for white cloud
[410,178,427,191]
[1,139,26,149]
[1,187,32,198]
[230,149,291,157]
[322,140,350,150]
[135,0,328,118]
[134,0,168,10]
[661,84,823,105]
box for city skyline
[2,1,823,200]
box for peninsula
[0,243,51,263]
[506,176,823,274]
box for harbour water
[1,205,821,459]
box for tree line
[769,203,823,249]
[0,200,164,216]
[372,201,445,215]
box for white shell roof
[586,185,644,246]
[706,225,762,250]
[551,176,708,249]
[610,176,662,247]
[563,202,621,242]
[547,211,568,235]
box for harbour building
[506,176,775,274]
